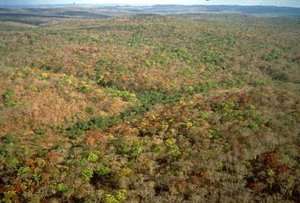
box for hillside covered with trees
[0,7,299,202]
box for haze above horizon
[0,0,300,8]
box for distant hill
[0,5,300,18]
[148,5,300,15]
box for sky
[0,0,300,8]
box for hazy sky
[1,0,300,7]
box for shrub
[2,134,17,143]
[33,173,41,183]
[14,67,32,78]
[78,81,91,93]
[67,116,120,137]
[82,168,93,182]
[2,89,16,107]
[114,138,143,158]
[96,166,111,176]
[267,168,275,177]
[103,194,119,203]
[107,88,137,102]
[198,112,211,119]
[165,138,177,147]
[138,90,181,106]
[97,76,113,87]
[190,80,218,93]
[207,129,223,139]
[58,75,73,86]
[103,189,128,203]
[57,183,68,193]
[261,50,279,61]
[115,189,127,202]
[88,152,99,162]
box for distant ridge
[0,4,300,16]
[146,5,300,16]
[150,5,300,14]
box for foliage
[2,89,16,107]
[82,168,94,182]
[87,152,99,162]
[0,10,299,203]
[261,49,279,61]
[107,87,137,102]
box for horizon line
[0,3,300,8]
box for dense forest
[0,6,299,202]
